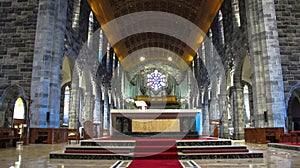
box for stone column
[82,93,93,122]
[221,109,229,138]
[30,0,67,128]
[93,88,101,123]
[202,92,210,136]
[103,83,110,130]
[68,69,81,129]
[219,92,228,138]
[231,86,245,139]
[245,0,286,129]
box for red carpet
[128,159,183,168]
[128,139,183,168]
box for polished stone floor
[0,140,299,168]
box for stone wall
[274,0,300,98]
[0,0,39,96]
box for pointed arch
[0,85,28,127]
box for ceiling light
[168,57,172,61]
[140,56,145,61]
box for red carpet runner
[128,139,183,168]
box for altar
[111,109,200,138]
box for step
[180,148,249,153]
[178,152,264,160]
[80,139,135,147]
[65,149,131,154]
[176,139,232,146]
[50,151,133,160]
[177,145,248,152]
[134,146,177,153]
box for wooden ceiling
[87,0,223,82]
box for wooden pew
[0,128,20,148]
[244,127,284,144]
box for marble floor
[0,140,299,168]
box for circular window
[146,70,167,91]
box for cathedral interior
[0,0,299,167]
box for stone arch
[241,55,251,85]
[241,81,253,127]
[286,84,300,131]
[60,82,71,127]
[229,51,250,139]
[240,55,254,127]
[233,53,248,87]
[0,85,28,127]
[69,63,81,129]
[286,84,300,107]
[59,55,75,127]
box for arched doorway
[290,97,300,130]
[60,56,73,127]
[241,56,253,128]
[287,93,300,131]
[0,85,27,128]
[60,83,71,127]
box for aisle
[128,139,183,168]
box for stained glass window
[63,86,70,126]
[13,98,25,119]
[146,70,167,91]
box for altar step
[64,146,134,154]
[177,145,250,153]
[50,139,135,160]
[176,139,263,159]
[178,152,264,160]
[112,132,199,139]
[49,138,264,160]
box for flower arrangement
[178,98,188,109]
[124,98,136,109]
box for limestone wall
[274,0,300,98]
[0,0,39,96]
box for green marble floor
[0,140,299,168]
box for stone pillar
[245,0,286,129]
[69,71,80,129]
[261,0,286,129]
[202,93,210,136]
[231,86,245,139]
[219,93,228,138]
[93,89,101,123]
[82,93,93,122]
[103,83,110,130]
[30,0,67,128]
[221,109,229,138]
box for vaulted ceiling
[87,0,223,83]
